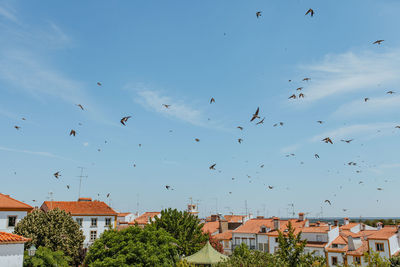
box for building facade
[0,232,29,267]
[0,193,33,233]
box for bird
[260,164,264,168]
[315,154,320,159]
[395,126,400,129]
[279,122,284,126]
[165,185,171,190]
[377,188,383,191]
[133,163,136,167]
[232,178,235,180]
[162,104,171,108]
[209,164,216,170]
[256,117,265,125]
[303,77,311,81]
[66,185,70,189]
[296,87,303,91]
[250,107,260,122]
[341,139,353,143]
[322,137,333,144]
[364,98,369,102]
[70,129,76,136]
[324,200,331,205]
[53,172,61,179]
[317,121,324,124]
[268,186,274,190]
[256,11,262,18]
[299,93,305,98]
[373,40,384,45]
[138,144,142,147]
[14,126,20,130]
[76,104,84,110]
[237,126,243,130]
[386,91,395,94]
[21,118,26,121]
[210,97,215,104]
[106,193,110,198]
[238,138,243,144]
[342,209,348,212]
[97,82,102,86]
[288,94,296,99]
[305,8,314,17]
[195,138,200,142]
[120,116,131,126]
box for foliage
[276,221,307,266]
[23,246,71,267]
[152,208,208,256]
[14,208,84,266]
[208,232,224,253]
[390,255,400,267]
[361,219,400,227]
[364,250,390,267]
[84,225,179,266]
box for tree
[14,208,84,266]
[23,246,71,267]
[207,232,224,253]
[276,221,307,266]
[152,208,208,256]
[390,255,400,267]
[84,225,179,266]
[364,250,390,267]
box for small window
[235,237,240,245]
[76,218,83,227]
[316,235,323,242]
[275,238,279,243]
[376,243,384,252]
[91,218,97,227]
[355,256,361,264]
[242,238,248,244]
[8,216,17,227]
[332,256,338,265]
[90,230,97,242]
[332,244,338,248]
[105,218,112,226]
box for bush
[23,246,71,267]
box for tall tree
[14,208,84,266]
[84,226,178,266]
[276,221,307,267]
[152,208,208,256]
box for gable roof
[367,226,398,240]
[214,230,233,241]
[41,200,117,216]
[202,221,220,234]
[184,241,228,264]
[224,215,247,223]
[0,232,30,244]
[0,193,33,211]
[129,212,160,225]
[340,222,360,231]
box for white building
[40,197,118,248]
[0,193,33,233]
[0,232,29,267]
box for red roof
[214,230,233,240]
[224,215,246,223]
[0,193,33,211]
[340,223,360,230]
[0,232,30,244]
[202,221,220,234]
[367,226,398,240]
[234,218,307,235]
[41,199,117,216]
[301,226,337,233]
[129,212,160,225]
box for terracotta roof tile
[214,230,233,240]
[306,242,329,248]
[202,221,220,234]
[0,232,30,244]
[129,212,160,225]
[224,215,246,223]
[367,227,397,240]
[41,200,117,216]
[346,240,369,256]
[340,223,360,230]
[301,226,337,233]
[0,193,33,211]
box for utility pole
[77,167,88,199]
[47,191,54,209]
[245,200,248,217]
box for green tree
[152,208,208,256]
[390,255,400,267]
[23,246,71,267]
[84,225,178,266]
[364,250,390,267]
[14,208,84,266]
[276,221,307,266]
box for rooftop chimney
[78,197,92,202]
[210,215,218,222]
[377,222,383,230]
[344,218,350,225]
[257,216,264,219]
[273,217,280,230]
[334,220,339,227]
[298,212,305,221]
[328,222,332,231]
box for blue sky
[1,0,400,218]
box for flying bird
[256,11,262,18]
[395,126,400,129]
[53,172,61,179]
[302,77,311,81]
[195,138,200,142]
[386,91,395,94]
[106,193,110,198]
[76,104,84,110]
[120,116,131,126]
[373,40,384,45]
[165,185,171,190]
[162,104,171,109]
[67,185,70,189]
[324,200,331,205]
[260,164,264,168]
[305,8,314,17]
[364,98,369,102]
[341,139,353,143]
[268,186,274,190]
[314,154,320,159]
[70,129,76,136]
[237,126,243,130]
[256,117,265,125]
[377,188,383,191]
[14,126,20,130]
[97,82,102,86]
[209,164,216,170]
[288,94,296,99]
[322,137,333,144]
[21,118,26,121]
[317,121,324,124]
[299,93,305,98]
[210,97,215,104]
[250,107,260,122]
[238,138,243,144]
[296,87,303,91]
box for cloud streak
[0,145,74,161]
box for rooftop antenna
[245,200,248,217]
[136,194,140,216]
[77,167,88,199]
[47,191,54,209]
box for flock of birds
[8,7,398,215]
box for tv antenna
[77,167,88,198]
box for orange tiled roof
[0,193,33,211]
[236,218,307,235]
[214,230,233,240]
[117,212,132,217]
[306,242,329,248]
[340,223,360,230]
[0,232,30,244]
[129,212,160,225]
[301,225,337,233]
[41,200,117,216]
[203,221,220,234]
[346,240,369,256]
[367,227,397,240]
[224,215,246,223]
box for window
[105,218,112,227]
[331,256,338,265]
[316,235,323,242]
[91,218,97,227]
[90,231,97,242]
[242,238,248,245]
[76,218,83,227]
[332,244,338,248]
[7,216,17,227]
[249,238,255,249]
[235,237,240,245]
[275,238,279,243]
[355,256,361,264]
[376,243,384,252]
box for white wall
[73,215,115,247]
[0,243,24,267]
[302,233,328,243]
[327,227,339,243]
[327,252,344,266]
[0,211,28,233]
[388,234,400,256]
[347,255,367,267]
[304,247,325,257]
[368,239,390,259]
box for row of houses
[203,212,400,266]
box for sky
[1,0,400,218]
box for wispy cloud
[299,49,400,102]
[0,145,73,161]
[0,5,18,23]
[135,89,210,127]
[280,144,302,154]
[378,163,400,169]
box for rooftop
[41,198,117,216]
[129,212,160,225]
[0,193,33,211]
[0,232,30,244]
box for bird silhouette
[76,104,84,110]
[386,91,395,94]
[322,137,333,144]
[53,172,61,179]
[209,164,216,170]
[324,200,331,205]
[256,117,265,125]
[305,8,314,17]
[303,77,311,81]
[296,87,303,91]
[162,104,171,108]
[256,11,262,18]
[120,116,131,126]
[341,139,353,143]
[373,40,384,45]
[250,107,260,122]
[14,126,20,130]
[317,121,324,124]
[364,98,369,102]
[268,186,274,189]
[238,138,243,144]
[97,82,102,86]
[70,130,76,136]
[107,193,110,198]
[315,154,320,159]
[299,93,305,98]
[210,97,215,104]
[195,138,200,142]
[237,126,243,130]
[289,94,296,99]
